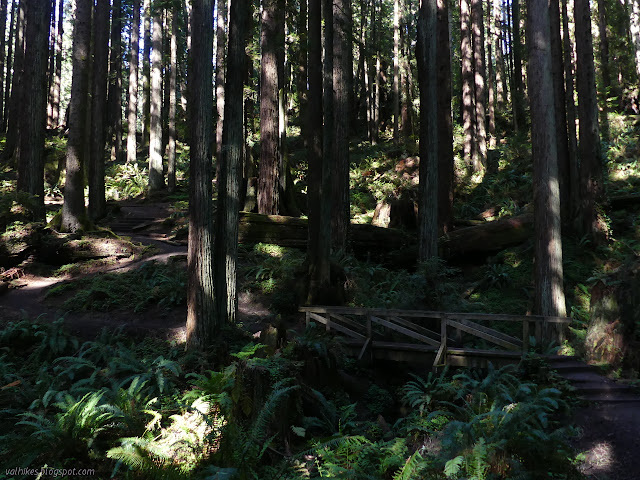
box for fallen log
[610,193,640,210]
[237,212,533,263]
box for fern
[393,450,426,480]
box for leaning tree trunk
[127,0,140,165]
[186,0,216,349]
[528,0,566,318]
[148,4,164,192]
[16,0,51,221]
[214,0,248,325]
[88,0,110,221]
[417,0,438,262]
[332,0,351,251]
[61,0,91,233]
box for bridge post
[522,319,529,356]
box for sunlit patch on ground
[577,441,615,476]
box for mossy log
[237,212,532,262]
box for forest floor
[2,198,640,479]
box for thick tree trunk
[16,0,50,221]
[88,0,110,221]
[258,0,280,214]
[215,0,226,161]
[528,0,566,317]
[61,0,91,233]
[393,0,400,143]
[562,0,579,220]
[575,0,603,237]
[417,0,438,262]
[321,0,333,240]
[437,0,453,233]
[186,0,216,348]
[3,0,16,133]
[597,0,610,140]
[461,0,475,166]
[297,0,307,143]
[141,0,151,146]
[127,0,140,165]
[332,0,351,251]
[214,0,248,325]
[493,0,505,109]
[148,5,164,192]
[306,0,330,303]
[512,0,525,131]
[49,0,63,129]
[107,0,122,163]
[4,0,24,162]
[549,0,569,224]
[471,0,487,171]
[486,0,496,148]
[167,8,177,193]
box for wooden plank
[370,315,440,346]
[434,316,448,368]
[523,321,530,355]
[329,312,367,332]
[456,318,523,347]
[358,338,371,360]
[388,316,441,341]
[369,341,438,352]
[447,320,521,351]
[446,348,523,358]
[308,312,366,340]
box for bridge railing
[299,306,572,367]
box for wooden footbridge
[300,306,572,368]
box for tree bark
[437,0,453,233]
[186,0,216,349]
[16,0,50,221]
[258,0,280,214]
[332,0,351,251]
[417,0,438,262]
[493,0,505,109]
[107,0,122,164]
[471,0,487,171]
[3,0,16,133]
[88,0,110,221]
[0,0,9,128]
[61,0,91,232]
[148,2,164,192]
[461,0,475,166]
[167,7,177,193]
[306,0,330,303]
[597,0,610,140]
[52,0,63,128]
[528,0,566,317]
[512,0,525,131]
[127,0,140,165]
[297,0,307,143]
[393,0,400,143]
[562,0,579,220]
[215,0,248,325]
[486,0,496,148]
[141,0,151,146]
[575,0,603,237]
[215,0,227,161]
[4,0,24,162]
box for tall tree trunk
[332,0,351,250]
[400,1,413,137]
[322,0,333,243]
[486,0,496,148]
[108,0,122,163]
[437,0,453,233]
[186,0,216,348]
[16,0,51,221]
[167,7,177,193]
[0,0,9,128]
[417,0,438,262]
[575,0,603,237]
[258,0,280,214]
[461,0,475,166]
[148,3,164,192]
[88,0,110,221]
[61,0,91,233]
[471,0,487,171]
[630,0,640,81]
[562,0,579,219]
[393,0,400,143]
[306,0,330,303]
[597,0,610,140]
[214,0,248,325]
[297,0,307,143]
[528,0,566,318]
[512,0,525,131]
[215,0,227,161]
[3,0,16,133]
[141,0,151,146]
[49,0,63,129]
[127,0,140,164]
[4,0,24,162]
[494,0,505,109]
[549,0,570,224]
